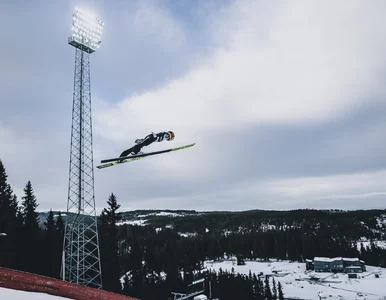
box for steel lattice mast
[61,7,104,288]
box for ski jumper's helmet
[167,131,175,141]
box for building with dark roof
[306,257,366,273]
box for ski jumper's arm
[154,132,169,142]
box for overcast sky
[1,0,386,213]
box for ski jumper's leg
[120,147,134,157]
[127,133,156,155]
[120,133,158,157]
[120,144,143,156]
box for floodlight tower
[62,7,104,288]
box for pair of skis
[96,143,195,169]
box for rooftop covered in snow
[313,257,361,263]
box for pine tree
[20,180,42,273]
[0,160,20,234]
[44,210,55,234]
[272,277,278,300]
[55,212,65,238]
[55,211,65,277]
[255,275,264,300]
[359,242,366,255]
[21,181,40,231]
[278,281,284,300]
[99,193,122,292]
[14,194,24,225]
[0,160,21,269]
[264,276,273,300]
[43,210,61,277]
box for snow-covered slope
[203,259,386,300]
[0,287,70,299]
[116,210,198,226]
[357,239,386,251]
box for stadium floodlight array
[68,7,104,53]
[62,6,104,288]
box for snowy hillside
[203,259,386,300]
[0,287,70,299]
[116,210,199,226]
[357,239,386,251]
[38,209,386,242]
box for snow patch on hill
[178,232,198,238]
[116,210,195,227]
[116,219,148,226]
[357,239,386,251]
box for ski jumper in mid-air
[96,130,195,169]
[119,131,175,157]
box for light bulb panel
[69,7,103,52]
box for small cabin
[306,259,314,270]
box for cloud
[130,1,186,51]
[102,168,386,212]
[91,0,386,210]
[265,170,386,201]
[2,0,386,212]
[0,123,14,146]
[95,0,386,141]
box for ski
[96,143,195,169]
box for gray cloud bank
[1,0,386,212]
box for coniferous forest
[1,159,386,299]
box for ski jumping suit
[119,132,173,157]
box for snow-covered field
[116,211,191,226]
[0,287,70,299]
[203,259,386,300]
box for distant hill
[39,208,386,241]
[117,209,386,239]
[38,211,75,227]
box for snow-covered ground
[178,232,198,238]
[116,211,192,227]
[135,212,186,218]
[203,259,386,300]
[116,219,148,226]
[0,287,70,299]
